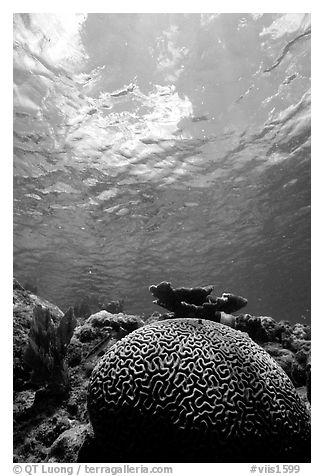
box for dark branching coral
[24,305,77,394]
[87,319,310,462]
[149,281,213,309]
[149,281,247,319]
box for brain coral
[87,319,310,462]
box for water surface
[13,13,311,322]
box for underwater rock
[15,411,73,462]
[33,415,72,448]
[86,310,144,332]
[295,344,311,366]
[276,320,293,341]
[73,310,144,343]
[74,324,98,343]
[279,326,311,354]
[291,338,311,354]
[47,424,92,463]
[88,318,310,463]
[259,316,278,340]
[13,278,63,320]
[233,315,311,388]
[292,323,311,340]
[252,316,278,342]
[71,310,145,367]
[149,281,247,317]
[235,314,293,344]
[13,390,36,420]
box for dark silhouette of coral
[149,281,247,318]
[23,305,77,394]
[149,281,213,309]
[87,318,310,463]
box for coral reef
[87,318,310,463]
[233,314,311,388]
[13,307,144,462]
[13,279,311,463]
[85,310,142,332]
[73,310,144,356]
[24,305,77,394]
[149,281,248,317]
[67,310,144,382]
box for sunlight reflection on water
[13,13,310,323]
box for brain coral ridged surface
[87,319,310,462]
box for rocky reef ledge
[13,279,310,463]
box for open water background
[13,13,311,322]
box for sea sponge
[87,319,310,462]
